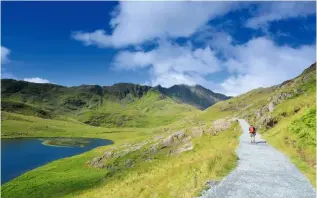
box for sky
[1,1,316,96]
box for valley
[1,63,316,198]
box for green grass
[76,90,198,128]
[2,63,315,196]
[2,120,240,198]
[1,112,155,143]
[263,105,316,187]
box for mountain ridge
[1,79,229,110]
[1,79,230,127]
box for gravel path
[201,119,316,198]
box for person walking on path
[249,124,256,143]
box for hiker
[249,124,256,143]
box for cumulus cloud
[1,46,11,64]
[24,77,50,84]
[72,1,240,48]
[217,37,316,96]
[114,35,315,96]
[246,2,316,29]
[73,2,316,96]
[113,40,221,88]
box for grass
[2,120,240,198]
[76,90,198,128]
[2,63,315,196]
[263,105,316,187]
[77,123,240,198]
[1,112,156,146]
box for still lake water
[1,137,113,184]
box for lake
[1,137,113,184]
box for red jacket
[249,126,256,133]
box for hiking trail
[201,119,316,198]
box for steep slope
[199,62,316,186]
[2,80,229,127]
[155,84,230,110]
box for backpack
[249,126,255,133]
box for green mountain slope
[2,63,315,198]
[198,62,316,185]
[1,80,228,127]
[155,84,231,110]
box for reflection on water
[41,138,91,148]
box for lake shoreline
[1,137,113,183]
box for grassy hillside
[1,112,240,198]
[1,63,315,197]
[1,80,229,128]
[198,62,316,186]
[76,89,197,128]
[1,79,237,197]
[155,84,231,110]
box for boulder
[87,156,105,168]
[161,130,187,148]
[175,130,185,140]
[181,136,192,143]
[161,135,175,148]
[103,151,113,159]
[259,114,278,129]
[192,127,203,138]
[212,119,232,131]
[173,142,194,154]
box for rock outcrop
[161,130,186,148]
[192,127,203,138]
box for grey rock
[205,180,220,188]
[161,135,175,148]
[181,136,192,143]
[161,130,187,148]
[268,102,275,112]
[212,119,233,132]
[175,130,185,140]
[87,156,105,168]
[173,142,194,154]
[103,151,113,158]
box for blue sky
[1,1,316,96]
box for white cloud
[73,2,316,96]
[246,2,316,29]
[217,37,316,96]
[72,1,240,48]
[24,77,50,84]
[1,46,11,64]
[113,40,222,88]
[114,36,315,96]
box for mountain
[155,84,231,110]
[1,80,229,127]
[199,62,316,185]
[2,63,315,198]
